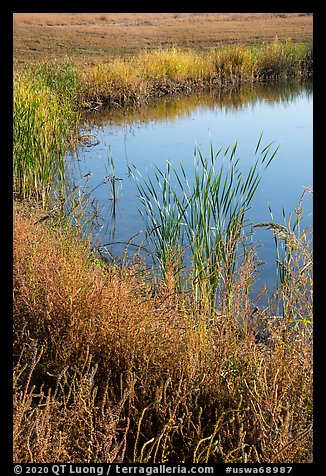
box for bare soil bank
[13,13,313,64]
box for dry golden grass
[13,13,313,65]
[13,202,313,463]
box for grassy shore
[13,35,313,463]
[76,41,312,108]
[13,41,312,202]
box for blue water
[67,83,313,294]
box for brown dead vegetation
[13,196,313,463]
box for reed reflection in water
[67,80,312,294]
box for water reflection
[69,80,312,294]
[82,80,313,128]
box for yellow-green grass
[13,65,79,205]
[76,41,312,107]
[13,41,312,262]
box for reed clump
[13,64,79,205]
[129,136,279,309]
[13,199,313,463]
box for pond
[67,80,313,295]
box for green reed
[130,135,278,309]
[13,65,79,206]
[32,59,79,102]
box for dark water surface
[67,81,313,294]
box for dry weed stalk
[13,199,312,463]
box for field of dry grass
[13,13,313,64]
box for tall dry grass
[13,13,118,26]
[13,200,313,463]
[76,41,312,107]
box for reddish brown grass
[13,203,313,463]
